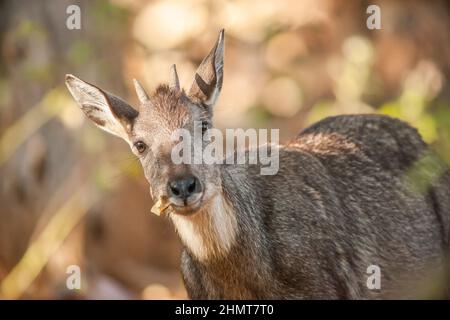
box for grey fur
[181,114,450,299]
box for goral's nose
[167,175,202,202]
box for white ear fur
[188,29,225,107]
[65,74,138,142]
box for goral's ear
[188,29,224,107]
[65,74,138,142]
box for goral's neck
[170,191,238,262]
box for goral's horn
[133,78,150,104]
[170,64,180,91]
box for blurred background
[0,0,449,299]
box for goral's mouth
[169,194,203,216]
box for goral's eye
[134,141,147,154]
[201,121,209,135]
